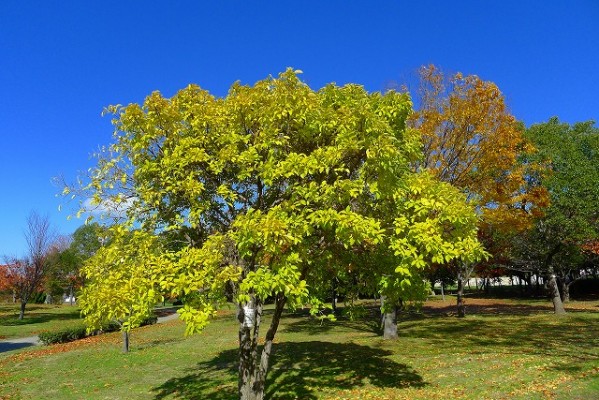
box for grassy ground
[0,303,82,340]
[1,297,598,399]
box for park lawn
[0,303,82,340]
[0,299,598,400]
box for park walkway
[0,310,180,353]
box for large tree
[75,70,484,399]
[516,118,599,313]
[409,65,547,316]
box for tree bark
[547,274,566,314]
[381,296,398,340]
[19,301,26,320]
[122,330,130,353]
[238,298,256,400]
[560,279,570,303]
[456,272,466,318]
[238,294,286,400]
[331,278,338,314]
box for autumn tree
[73,70,484,399]
[515,118,599,313]
[0,263,19,302]
[3,212,56,319]
[409,65,547,316]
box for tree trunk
[456,273,466,318]
[331,278,338,314]
[547,274,566,314]
[238,298,256,400]
[382,296,398,340]
[560,279,570,303]
[122,330,130,353]
[238,294,286,400]
[19,301,26,320]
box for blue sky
[1,1,598,256]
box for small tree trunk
[253,295,286,399]
[122,330,130,353]
[331,278,338,314]
[457,273,466,318]
[547,274,566,315]
[440,282,445,301]
[19,301,26,320]
[69,285,75,306]
[382,302,398,340]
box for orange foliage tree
[2,213,56,319]
[0,264,19,302]
[409,65,548,316]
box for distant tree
[73,70,485,399]
[515,118,599,313]
[44,235,73,304]
[409,65,548,317]
[0,263,19,302]
[4,212,56,319]
[71,222,107,259]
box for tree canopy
[515,118,599,312]
[74,69,485,400]
[410,65,548,233]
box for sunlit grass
[0,303,82,339]
[1,298,598,399]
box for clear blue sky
[1,1,598,256]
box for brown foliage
[409,65,549,238]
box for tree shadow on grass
[398,312,599,363]
[282,315,382,338]
[151,341,426,400]
[283,304,383,337]
[0,311,81,327]
[422,301,556,316]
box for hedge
[38,315,159,345]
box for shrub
[38,314,160,345]
[38,325,88,345]
[100,315,158,333]
[570,278,599,299]
[141,315,158,326]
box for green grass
[1,299,598,399]
[0,303,83,339]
